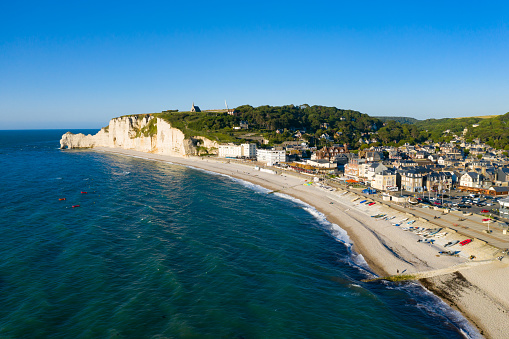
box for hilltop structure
[191,102,201,112]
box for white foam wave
[273,192,372,270]
[185,165,271,194]
[229,177,272,194]
[274,193,351,243]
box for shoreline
[91,147,508,338]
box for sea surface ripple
[0,130,479,338]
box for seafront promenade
[326,186,509,252]
[235,158,509,253]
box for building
[496,168,509,182]
[372,169,398,191]
[399,167,430,192]
[459,172,485,188]
[366,162,388,184]
[190,102,201,112]
[344,156,367,180]
[257,149,287,165]
[498,197,509,217]
[218,143,257,158]
[425,172,453,191]
[487,186,509,196]
[306,159,338,174]
[314,145,349,161]
[365,151,384,162]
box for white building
[372,170,397,191]
[459,172,484,188]
[257,149,287,165]
[218,143,257,158]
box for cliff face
[60,115,218,156]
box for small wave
[229,177,271,194]
[185,165,271,194]
[393,281,482,338]
[274,193,351,243]
[273,192,372,270]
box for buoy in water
[72,205,80,208]
[59,198,66,201]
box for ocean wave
[274,193,352,244]
[185,165,271,194]
[394,281,482,338]
[272,192,371,271]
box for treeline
[464,113,509,150]
[157,105,509,150]
[157,104,431,147]
[375,116,419,124]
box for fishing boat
[444,240,459,247]
[460,239,472,246]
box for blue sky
[1,1,508,129]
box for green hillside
[374,116,420,124]
[125,106,509,150]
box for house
[496,168,509,182]
[366,162,388,184]
[372,169,398,191]
[459,172,485,188]
[314,145,349,161]
[320,133,332,141]
[365,151,384,162]
[344,156,366,180]
[415,151,429,159]
[425,172,453,191]
[399,167,430,192]
[227,109,239,116]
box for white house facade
[257,149,287,165]
[218,143,257,158]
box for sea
[0,130,481,338]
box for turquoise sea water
[0,130,480,338]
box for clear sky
[1,1,508,129]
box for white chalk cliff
[60,115,219,156]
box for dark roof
[489,186,509,192]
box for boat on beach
[444,240,460,247]
[460,239,473,246]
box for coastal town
[217,131,509,224]
[59,110,509,338]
